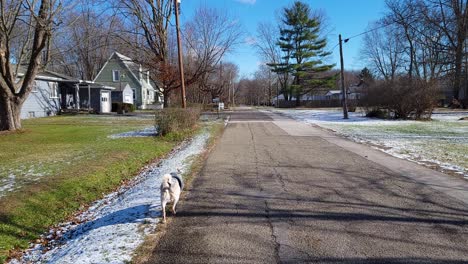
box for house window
[49,83,58,98]
[132,89,136,100]
[112,70,120,82]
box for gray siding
[21,80,60,119]
[94,54,143,107]
[79,88,107,112]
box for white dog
[160,172,183,223]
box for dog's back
[170,172,184,190]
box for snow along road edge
[10,131,211,264]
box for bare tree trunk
[0,95,23,131]
[163,90,170,108]
[453,29,464,100]
[0,0,56,131]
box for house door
[101,91,111,113]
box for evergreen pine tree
[272,1,335,105]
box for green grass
[328,119,468,137]
[323,119,468,175]
[0,115,194,263]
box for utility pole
[229,70,232,108]
[339,34,349,119]
[174,0,186,108]
[268,70,272,106]
[232,80,235,107]
[276,81,279,108]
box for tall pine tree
[272,1,334,105]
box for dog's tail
[161,173,172,188]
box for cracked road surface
[146,109,468,264]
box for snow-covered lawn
[108,126,157,139]
[270,108,468,178]
[11,131,210,264]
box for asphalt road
[146,109,468,264]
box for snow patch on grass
[108,127,157,139]
[270,109,468,178]
[0,174,16,197]
[11,131,210,264]
[0,164,51,197]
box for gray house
[93,52,163,109]
[21,71,76,119]
[21,71,116,119]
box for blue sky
[179,0,387,77]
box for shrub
[360,77,438,120]
[123,103,135,113]
[155,107,201,136]
[366,109,389,119]
[112,103,135,114]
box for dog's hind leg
[172,197,179,215]
[161,201,167,223]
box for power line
[326,23,389,54]
[343,22,393,42]
[342,7,429,43]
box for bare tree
[0,0,62,131]
[385,0,421,79]
[119,0,242,106]
[362,21,406,80]
[364,0,468,107]
[384,0,451,81]
[253,65,277,105]
[183,7,243,101]
[117,2,242,107]
[46,1,125,80]
[254,22,291,101]
[197,62,238,102]
[424,0,468,100]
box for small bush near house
[155,107,201,136]
[360,77,438,120]
[112,103,135,113]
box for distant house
[20,70,116,119]
[20,71,66,119]
[272,85,365,108]
[324,90,343,100]
[93,52,163,109]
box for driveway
[145,109,468,264]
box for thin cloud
[235,0,256,5]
